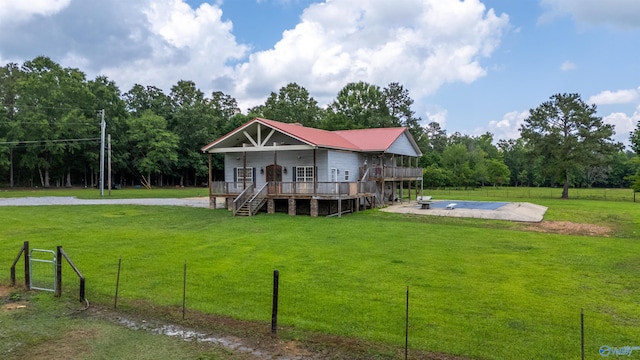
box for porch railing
[361,166,423,179]
[275,181,377,196]
[211,181,377,197]
[232,183,254,215]
[211,181,254,195]
[248,183,269,215]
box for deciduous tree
[260,83,323,127]
[127,111,178,186]
[323,81,391,130]
[520,93,622,198]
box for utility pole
[100,109,105,197]
[108,134,112,197]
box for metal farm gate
[29,249,57,292]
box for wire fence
[414,187,637,202]
[38,257,640,360]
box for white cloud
[0,0,71,23]
[0,0,250,96]
[233,0,509,107]
[424,109,449,129]
[487,110,529,140]
[539,0,640,28]
[588,87,640,105]
[0,0,510,115]
[111,0,250,93]
[602,106,640,146]
[560,61,576,71]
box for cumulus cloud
[114,0,249,92]
[539,0,640,28]
[423,108,449,129]
[560,61,576,71]
[233,0,509,108]
[588,87,640,105]
[488,110,529,140]
[590,88,640,146]
[0,0,509,112]
[0,0,71,24]
[0,0,248,95]
[602,106,640,146]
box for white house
[201,118,423,216]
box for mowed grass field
[1,187,640,359]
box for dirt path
[1,285,471,360]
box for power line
[0,137,100,146]
[0,121,98,125]
[0,103,104,112]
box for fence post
[55,246,62,297]
[24,241,30,290]
[79,277,85,303]
[10,241,28,287]
[183,260,187,320]
[405,286,409,360]
[114,256,122,309]
[271,270,279,338]
[581,308,585,360]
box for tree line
[1,56,640,196]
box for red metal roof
[257,118,359,150]
[333,127,407,152]
[202,117,416,154]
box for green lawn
[418,186,637,202]
[1,191,639,359]
[0,186,208,199]
[0,291,243,360]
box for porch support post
[400,155,404,203]
[310,198,318,217]
[288,198,296,216]
[208,153,215,209]
[267,199,275,214]
[273,142,278,195]
[418,157,424,197]
[313,148,317,195]
[242,144,247,190]
[408,156,412,202]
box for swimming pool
[429,201,508,210]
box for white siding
[387,132,420,156]
[224,152,273,187]
[225,150,323,185]
[326,150,360,182]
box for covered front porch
[208,180,379,217]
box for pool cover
[429,201,507,210]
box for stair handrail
[361,167,370,181]
[248,183,269,215]
[233,184,255,215]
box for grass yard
[417,186,637,202]
[0,289,249,360]
[1,189,639,359]
[0,186,209,199]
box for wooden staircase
[233,183,269,216]
[235,201,252,216]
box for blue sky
[1,0,639,147]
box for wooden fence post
[24,241,30,290]
[271,270,279,338]
[55,246,62,297]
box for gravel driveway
[0,196,211,208]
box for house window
[330,168,338,182]
[236,167,253,183]
[344,170,350,181]
[296,166,314,182]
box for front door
[266,164,282,194]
